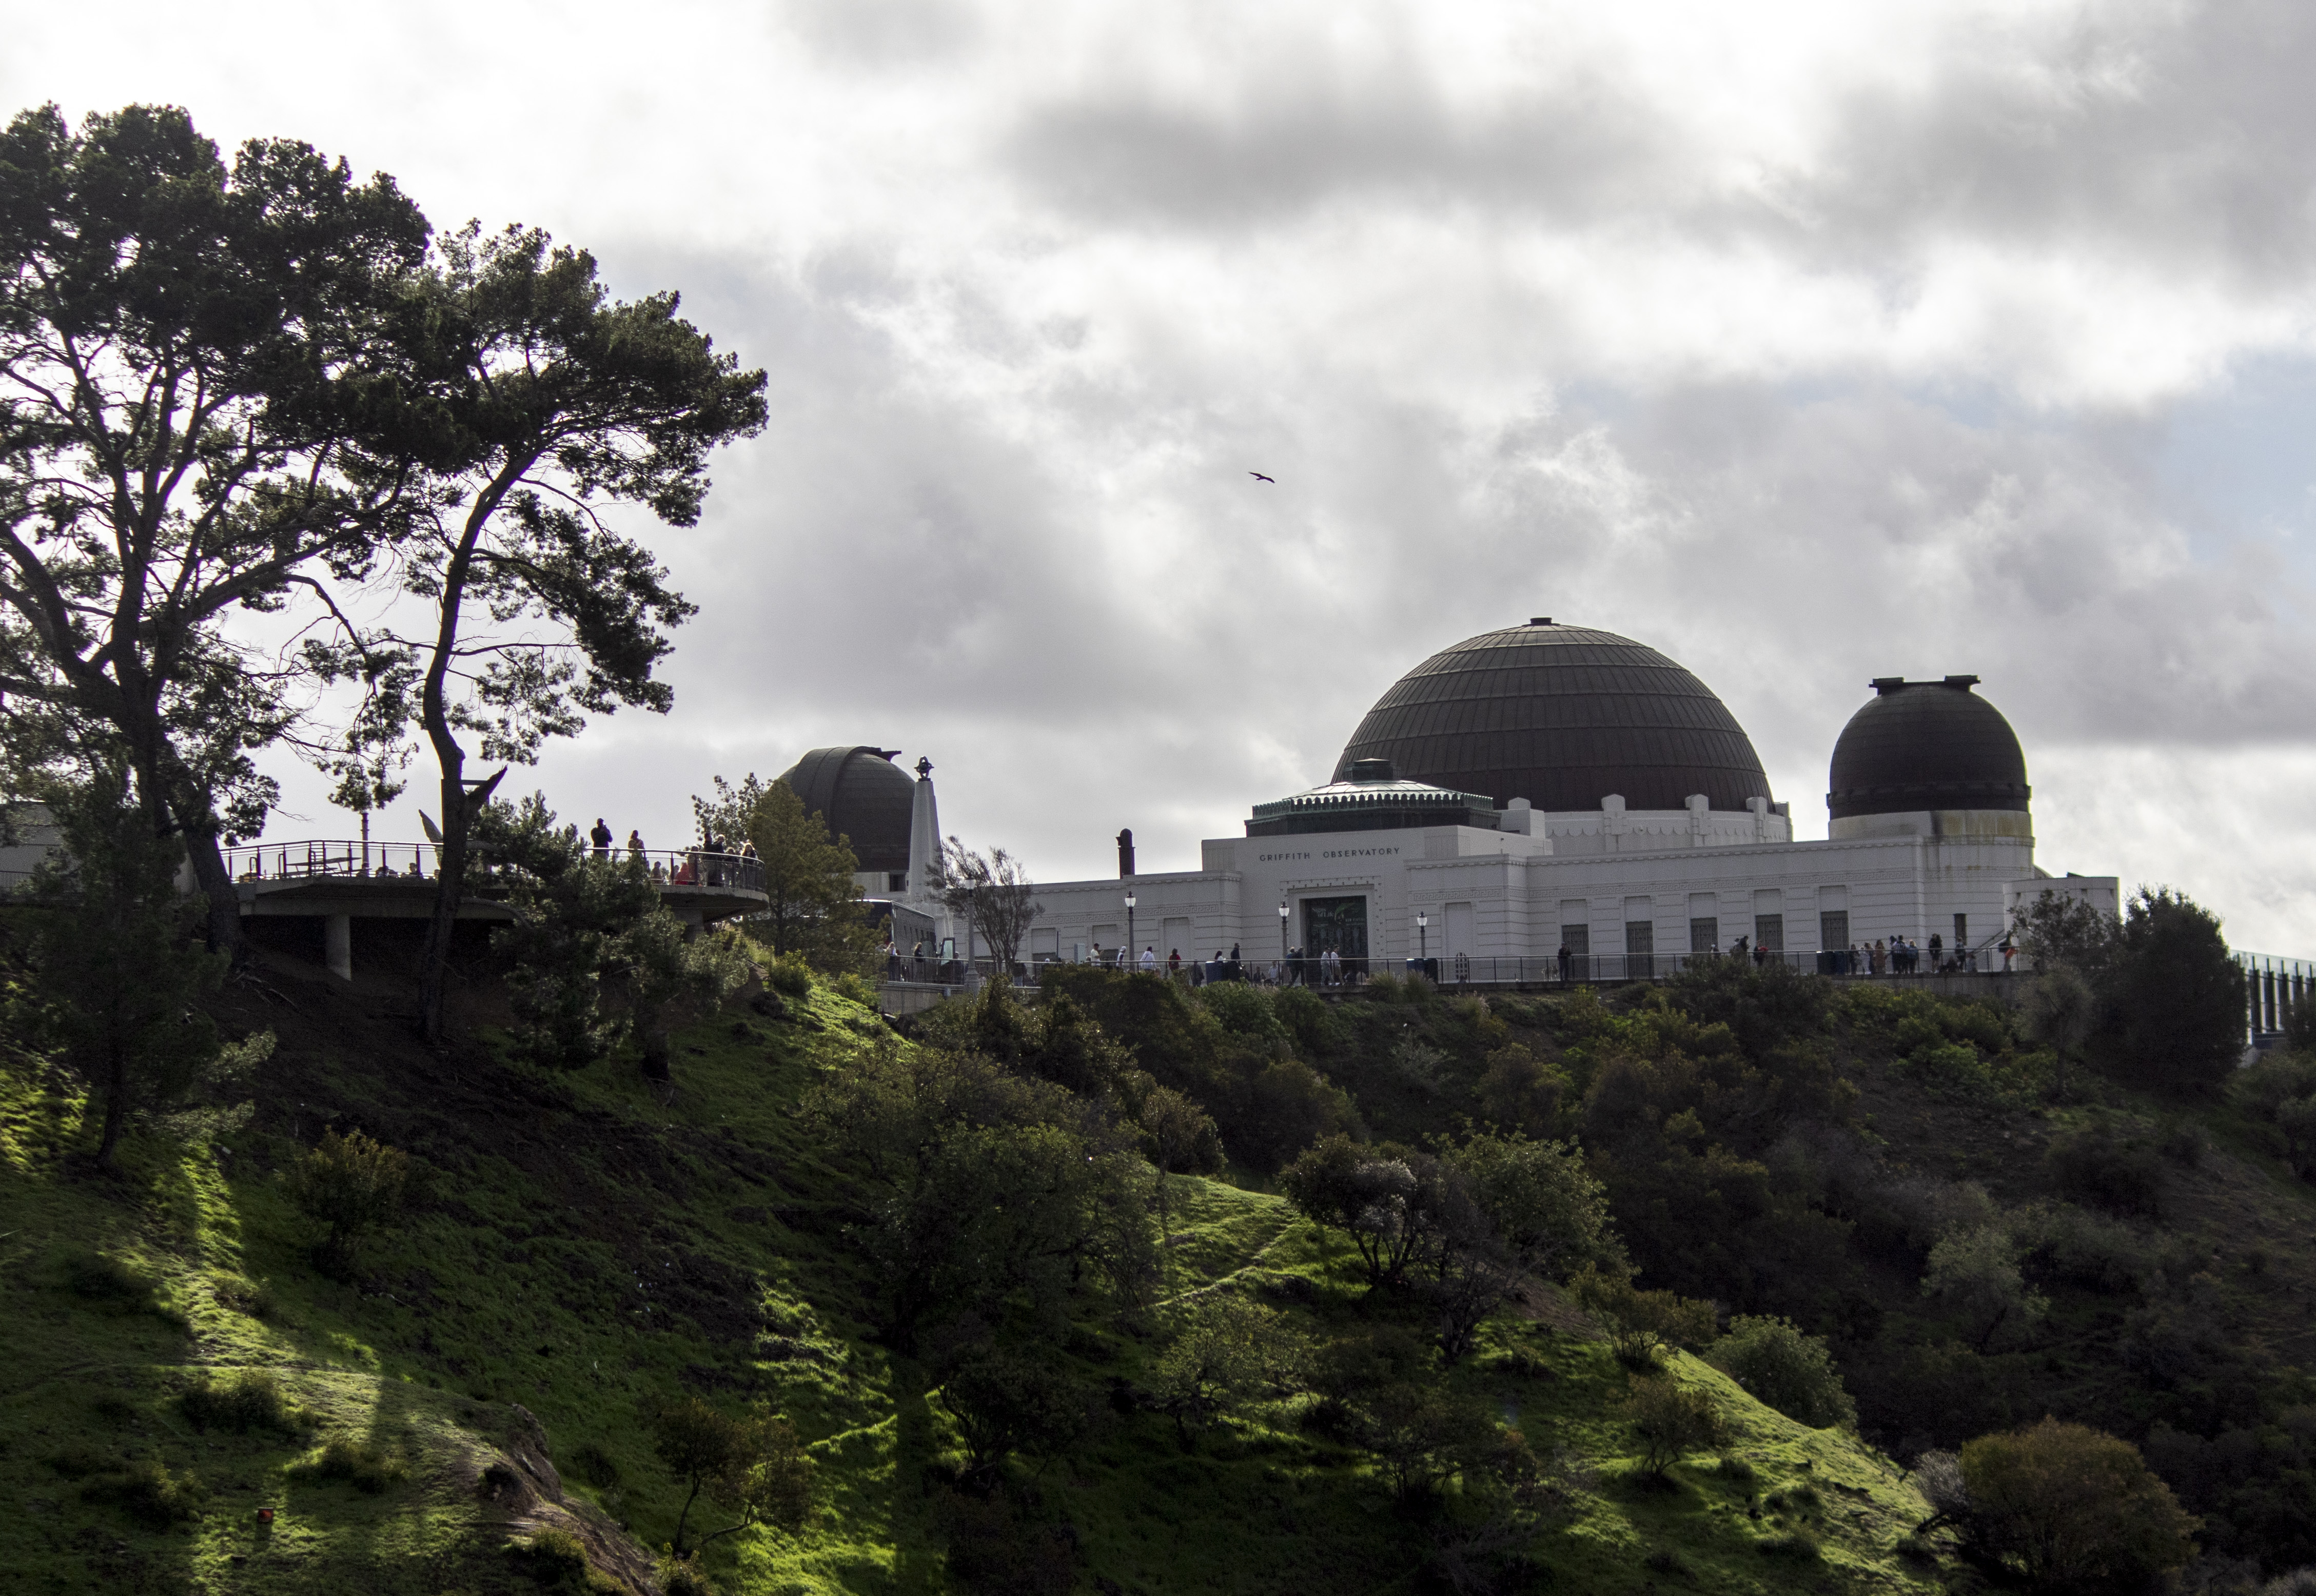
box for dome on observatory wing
[1827,677,2029,820]
[777,746,914,873]
[1332,620,1775,813]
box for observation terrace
[222,839,768,981]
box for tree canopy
[0,103,439,949]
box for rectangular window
[1559,923,1589,957]
[1954,913,1968,949]
[1821,910,1849,952]
[1625,919,1654,978]
[887,871,908,892]
[1029,928,1059,959]
[1690,917,1718,953]
[1755,914,1784,952]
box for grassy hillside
[0,945,1946,1595]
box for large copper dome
[1333,621,1775,813]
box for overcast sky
[12,0,2316,950]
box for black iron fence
[882,945,2025,991]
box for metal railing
[220,839,766,895]
[880,946,2025,991]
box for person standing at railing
[627,829,645,860]
[1140,945,1157,973]
[592,818,613,860]
[1167,949,1181,974]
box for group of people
[586,817,762,888]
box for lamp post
[1417,910,1429,965]
[1125,890,1137,971]
[1278,899,1290,961]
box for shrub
[568,1440,621,1488]
[655,1549,717,1596]
[764,955,813,998]
[1570,1267,1718,1369]
[934,1349,1093,1485]
[1923,1224,2047,1353]
[1623,1376,1729,1480]
[180,1371,312,1435]
[1955,1417,2198,1589]
[647,1396,816,1555]
[1708,1315,1857,1429]
[287,1436,406,1492]
[79,1457,205,1526]
[284,1128,411,1275]
[2045,1117,2165,1218]
[2015,1203,2150,1295]
[2096,889,2245,1092]
[514,1526,621,1591]
[1756,1526,1821,1560]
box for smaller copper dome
[1827,677,2029,820]
[777,746,914,872]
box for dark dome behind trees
[777,746,913,873]
[1332,621,1775,813]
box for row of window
[1564,910,1971,957]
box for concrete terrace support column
[325,914,352,982]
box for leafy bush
[180,1371,313,1435]
[764,955,814,998]
[1755,1527,1821,1560]
[2236,1052,2316,1180]
[2096,889,2245,1093]
[284,1128,411,1275]
[1148,1292,1306,1444]
[1622,1376,1729,1480]
[513,1526,626,1591]
[654,1549,717,1596]
[1570,1267,1718,1369]
[568,1440,621,1488]
[646,1396,816,1555]
[1952,1417,2198,1589]
[933,1348,1093,1485]
[1922,1225,2046,1352]
[1708,1315,1857,1429]
[2045,1117,2166,1218]
[2015,1203,2150,1294]
[287,1436,407,1492]
[1192,980,1290,1048]
[78,1457,205,1526]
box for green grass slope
[1,951,1940,1594]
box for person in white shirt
[1140,946,1157,972]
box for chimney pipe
[1116,827,1135,879]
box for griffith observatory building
[788,619,2119,977]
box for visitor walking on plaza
[591,817,612,859]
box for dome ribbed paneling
[1827,680,2028,819]
[1333,623,1774,812]
[777,746,914,872]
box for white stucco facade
[1024,794,2101,971]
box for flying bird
[1249,471,1274,483]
